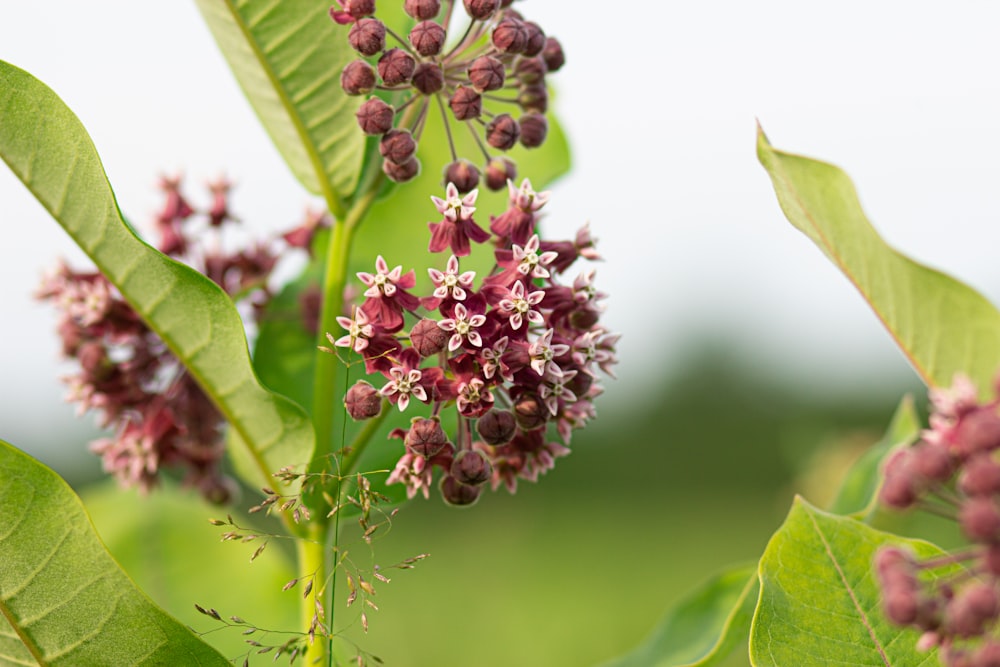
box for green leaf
[828,395,920,519]
[757,127,1000,396]
[194,0,365,211]
[0,440,228,666]
[601,564,758,667]
[750,497,947,666]
[0,60,314,493]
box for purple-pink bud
[477,409,517,445]
[378,48,416,86]
[522,22,546,57]
[463,0,499,21]
[514,392,547,430]
[356,97,395,135]
[405,417,449,458]
[440,475,482,506]
[404,0,440,20]
[345,380,382,420]
[410,318,450,356]
[341,60,376,95]
[443,160,480,194]
[484,157,516,191]
[518,84,549,113]
[379,129,417,165]
[349,18,386,56]
[518,113,548,148]
[412,62,445,95]
[960,454,1000,496]
[449,86,482,121]
[468,56,505,93]
[958,407,1000,454]
[542,36,566,72]
[409,21,446,57]
[492,17,528,54]
[945,582,999,638]
[961,497,1000,543]
[485,114,520,150]
[451,449,492,486]
[383,157,421,183]
[514,57,547,85]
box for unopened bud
[946,583,1000,638]
[485,114,520,150]
[518,113,547,148]
[542,36,566,72]
[378,48,416,86]
[451,449,492,486]
[404,0,441,19]
[356,97,395,135]
[383,157,421,183]
[514,57,547,85]
[410,318,449,356]
[405,417,449,457]
[345,380,382,420]
[409,21,446,57]
[341,0,375,19]
[412,62,445,94]
[518,84,549,113]
[440,475,482,506]
[961,497,1000,543]
[443,160,480,194]
[468,56,505,93]
[958,407,1000,454]
[522,22,546,57]
[484,157,516,191]
[492,17,527,54]
[463,0,500,21]
[349,18,386,56]
[960,454,1000,497]
[477,409,517,445]
[513,392,548,430]
[380,129,417,165]
[341,60,376,95]
[449,86,482,121]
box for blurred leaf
[757,127,1000,396]
[0,440,228,665]
[828,395,920,519]
[600,564,757,667]
[195,0,365,206]
[750,497,946,666]
[82,481,297,659]
[0,60,314,494]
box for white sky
[2,2,1000,465]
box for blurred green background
[50,343,924,667]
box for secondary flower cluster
[37,176,309,503]
[326,178,617,505]
[333,0,565,190]
[876,375,1000,665]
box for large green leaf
[750,497,947,666]
[0,440,228,665]
[757,127,1000,395]
[194,0,365,209]
[601,564,758,667]
[0,60,314,493]
[828,395,920,519]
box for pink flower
[428,255,476,301]
[529,329,569,376]
[427,184,491,256]
[358,255,419,332]
[331,307,375,353]
[438,302,487,351]
[498,281,545,331]
[489,179,550,244]
[380,366,428,412]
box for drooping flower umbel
[875,375,1000,665]
[325,178,618,506]
[38,176,316,502]
[333,0,565,191]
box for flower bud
[514,56,547,85]
[477,409,517,445]
[443,160,480,194]
[412,62,445,94]
[522,21,546,57]
[77,341,109,375]
[440,475,482,506]
[405,417,449,457]
[946,583,1000,638]
[513,392,547,430]
[484,157,516,191]
[356,97,395,135]
[492,17,527,54]
[451,449,492,486]
[518,84,549,113]
[341,60,376,95]
[409,20,446,57]
[379,129,417,165]
[542,36,566,72]
[449,86,482,121]
[468,56,505,93]
[404,0,441,19]
[961,497,1000,543]
[342,0,375,19]
[463,0,499,20]
[345,380,382,420]
[485,114,520,150]
[518,113,547,148]
[410,318,449,356]
[958,407,1000,454]
[960,454,1000,497]
[383,157,421,183]
[349,18,386,56]
[378,48,416,86]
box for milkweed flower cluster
[876,375,1000,665]
[332,0,564,190]
[325,178,617,505]
[37,176,310,503]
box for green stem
[299,523,329,666]
[341,401,393,477]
